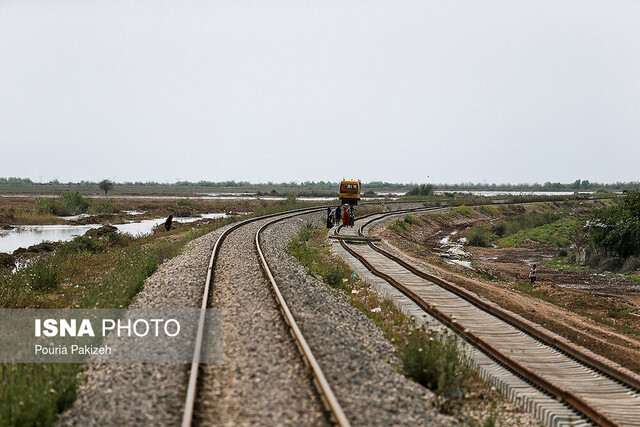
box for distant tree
[589,190,640,258]
[99,179,113,195]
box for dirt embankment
[376,204,640,374]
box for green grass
[0,218,234,426]
[468,226,497,248]
[0,364,79,427]
[287,225,481,413]
[497,217,582,248]
[387,216,420,233]
[514,281,555,302]
[400,328,472,412]
[545,257,640,282]
[455,205,475,217]
[286,226,351,292]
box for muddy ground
[376,206,640,374]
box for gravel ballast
[55,203,452,426]
[259,213,453,426]
[195,217,326,426]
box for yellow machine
[339,180,361,205]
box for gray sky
[1,1,639,184]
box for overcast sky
[1,1,639,184]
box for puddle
[0,213,230,254]
[60,213,92,221]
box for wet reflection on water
[0,213,229,254]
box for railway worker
[349,207,355,227]
[335,205,342,226]
[326,207,333,228]
[529,264,537,285]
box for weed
[455,205,475,217]
[400,327,471,412]
[60,192,91,215]
[388,219,407,233]
[177,198,196,207]
[89,199,117,214]
[57,236,98,255]
[0,364,79,427]
[403,215,418,225]
[497,218,581,248]
[26,257,59,291]
[468,226,496,248]
[482,404,498,427]
[476,205,500,216]
[34,198,58,215]
[514,282,554,302]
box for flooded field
[0,213,228,254]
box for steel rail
[333,205,640,426]
[181,205,327,427]
[354,207,640,393]
[256,217,351,427]
[338,238,619,427]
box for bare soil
[376,209,640,374]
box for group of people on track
[326,204,355,228]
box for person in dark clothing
[335,206,341,226]
[349,208,355,227]
[326,207,333,228]
[165,215,173,231]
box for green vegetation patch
[387,215,420,234]
[287,226,487,414]
[0,364,78,427]
[497,217,582,248]
[400,328,472,411]
[455,205,475,217]
[514,282,554,302]
[0,218,233,426]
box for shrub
[599,257,623,273]
[621,257,640,274]
[590,190,640,258]
[400,328,471,408]
[407,184,434,197]
[177,198,196,207]
[558,249,568,257]
[90,199,117,214]
[403,215,418,225]
[455,205,474,217]
[58,236,99,255]
[468,226,495,247]
[325,268,345,289]
[491,221,508,237]
[388,219,407,233]
[60,192,91,215]
[34,198,58,215]
[297,225,313,242]
[477,205,500,216]
[26,257,59,290]
[586,253,602,269]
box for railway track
[334,208,640,426]
[181,207,349,427]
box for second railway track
[334,207,640,426]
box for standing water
[0,213,229,254]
